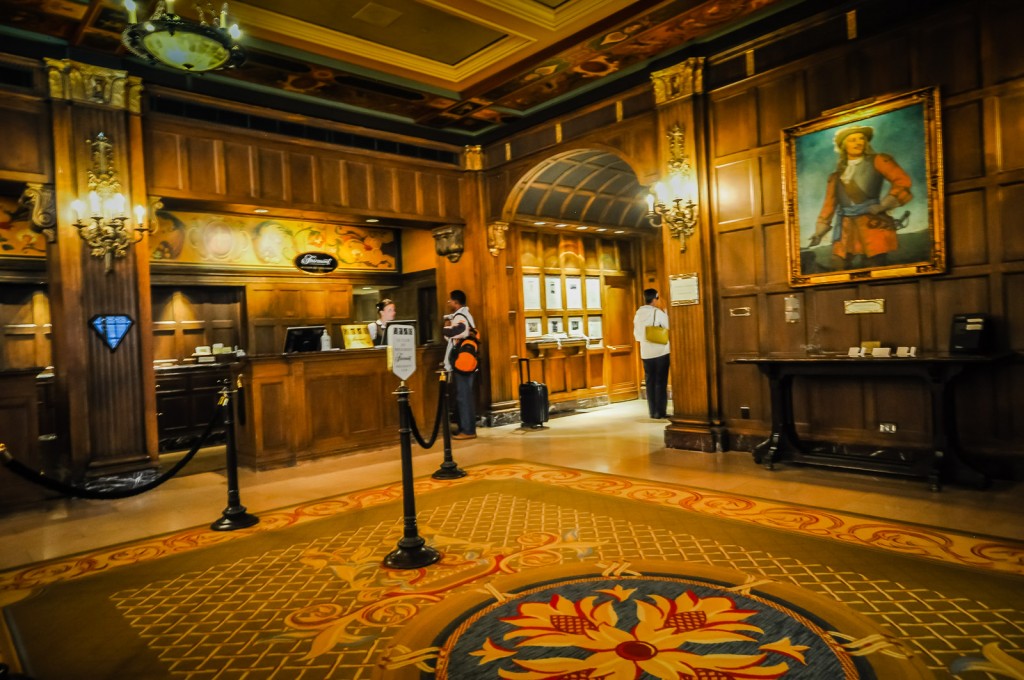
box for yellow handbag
[644,309,669,344]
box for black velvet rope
[409,379,445,449]
[1,402,225,500]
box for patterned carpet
[0,462,1022,679]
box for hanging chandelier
[121,0,245,73]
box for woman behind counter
[368,298,396,347]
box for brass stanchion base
[210,505,260,531]
[383,537,442,570]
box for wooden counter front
[236,345,445,469]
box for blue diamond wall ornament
[90,315,134,352]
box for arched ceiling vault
[508,150,650,232]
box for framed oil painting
[783,87,945,287]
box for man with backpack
[442,289,478,439]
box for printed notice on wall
[669,273,699,306]
[523,275,541,310]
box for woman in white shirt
[632,288,670,419]
[368,299,396,347]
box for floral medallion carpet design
[0,462,1021,679]
[392,562,935,679]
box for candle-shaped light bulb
[125,0,138,23]
[166,0,174,14]
[220,2,228,26]
[646,192,655,212]
[71,200,85,222]
[88,190,101,216]
[670,174,685,200]
[653,182,665,204]
[111,193,127,216]
[134,204,146,227]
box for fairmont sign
[294,252,339,275]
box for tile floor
[0,399,1020,571]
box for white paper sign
[566,277,583,309]
[523,275,541,310]
[585,277,601,309]
[387,325,417,380]
[545,277,562,309]
[669,273,699,306]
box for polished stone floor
[1,399,1021,571]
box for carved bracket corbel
[487,221,509,256]
[19,183,57,243]
[432,224,464,263]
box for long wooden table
[235,345,445,469]
[732,354,1008,491]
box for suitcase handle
[518,357,531,384]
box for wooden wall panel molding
[289,153,317,206]
[714,159,756,226]
[144,118,464,221]
[257,148,287,202]
[244,282,353,356]
[707,1,1024,462]
[0,99,52,182]
[996,89,1024,173]
[946,190,988,266]
[943,102,985,181]
[224,142,256,199]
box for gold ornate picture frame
[783,87,945,287]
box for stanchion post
[384,382,441,569]
[432,369,466,479]
[211,378,259,531]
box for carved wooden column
[45,59,156,476]
[651,58,725,452]
[431,145,513,423]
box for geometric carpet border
[1,461,1021,601]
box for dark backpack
[452,314,481,374]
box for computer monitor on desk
[284,325,325,353]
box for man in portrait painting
[806,125,912,271]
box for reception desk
[236,345,446,469]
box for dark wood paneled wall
[245,282,352,356]
[0,285,51,370]
[712,0,1024,459]
[0,54,51,184]
[152,286,243,361]
[145,117,464,222]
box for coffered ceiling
[0,0,787,138]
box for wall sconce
[646,123,699,251]
[70,133,149,274]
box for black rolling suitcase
[518,358,549,428]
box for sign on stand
[387,325,417,380]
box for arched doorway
[501,148,656,411]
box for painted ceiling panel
[240,0,508,66]
[0,0,787,137]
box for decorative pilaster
[45,58,142,112]
[46,58,153,476]
[463,145,483,171]
[649,57,724,453]
[651,57,705,105]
